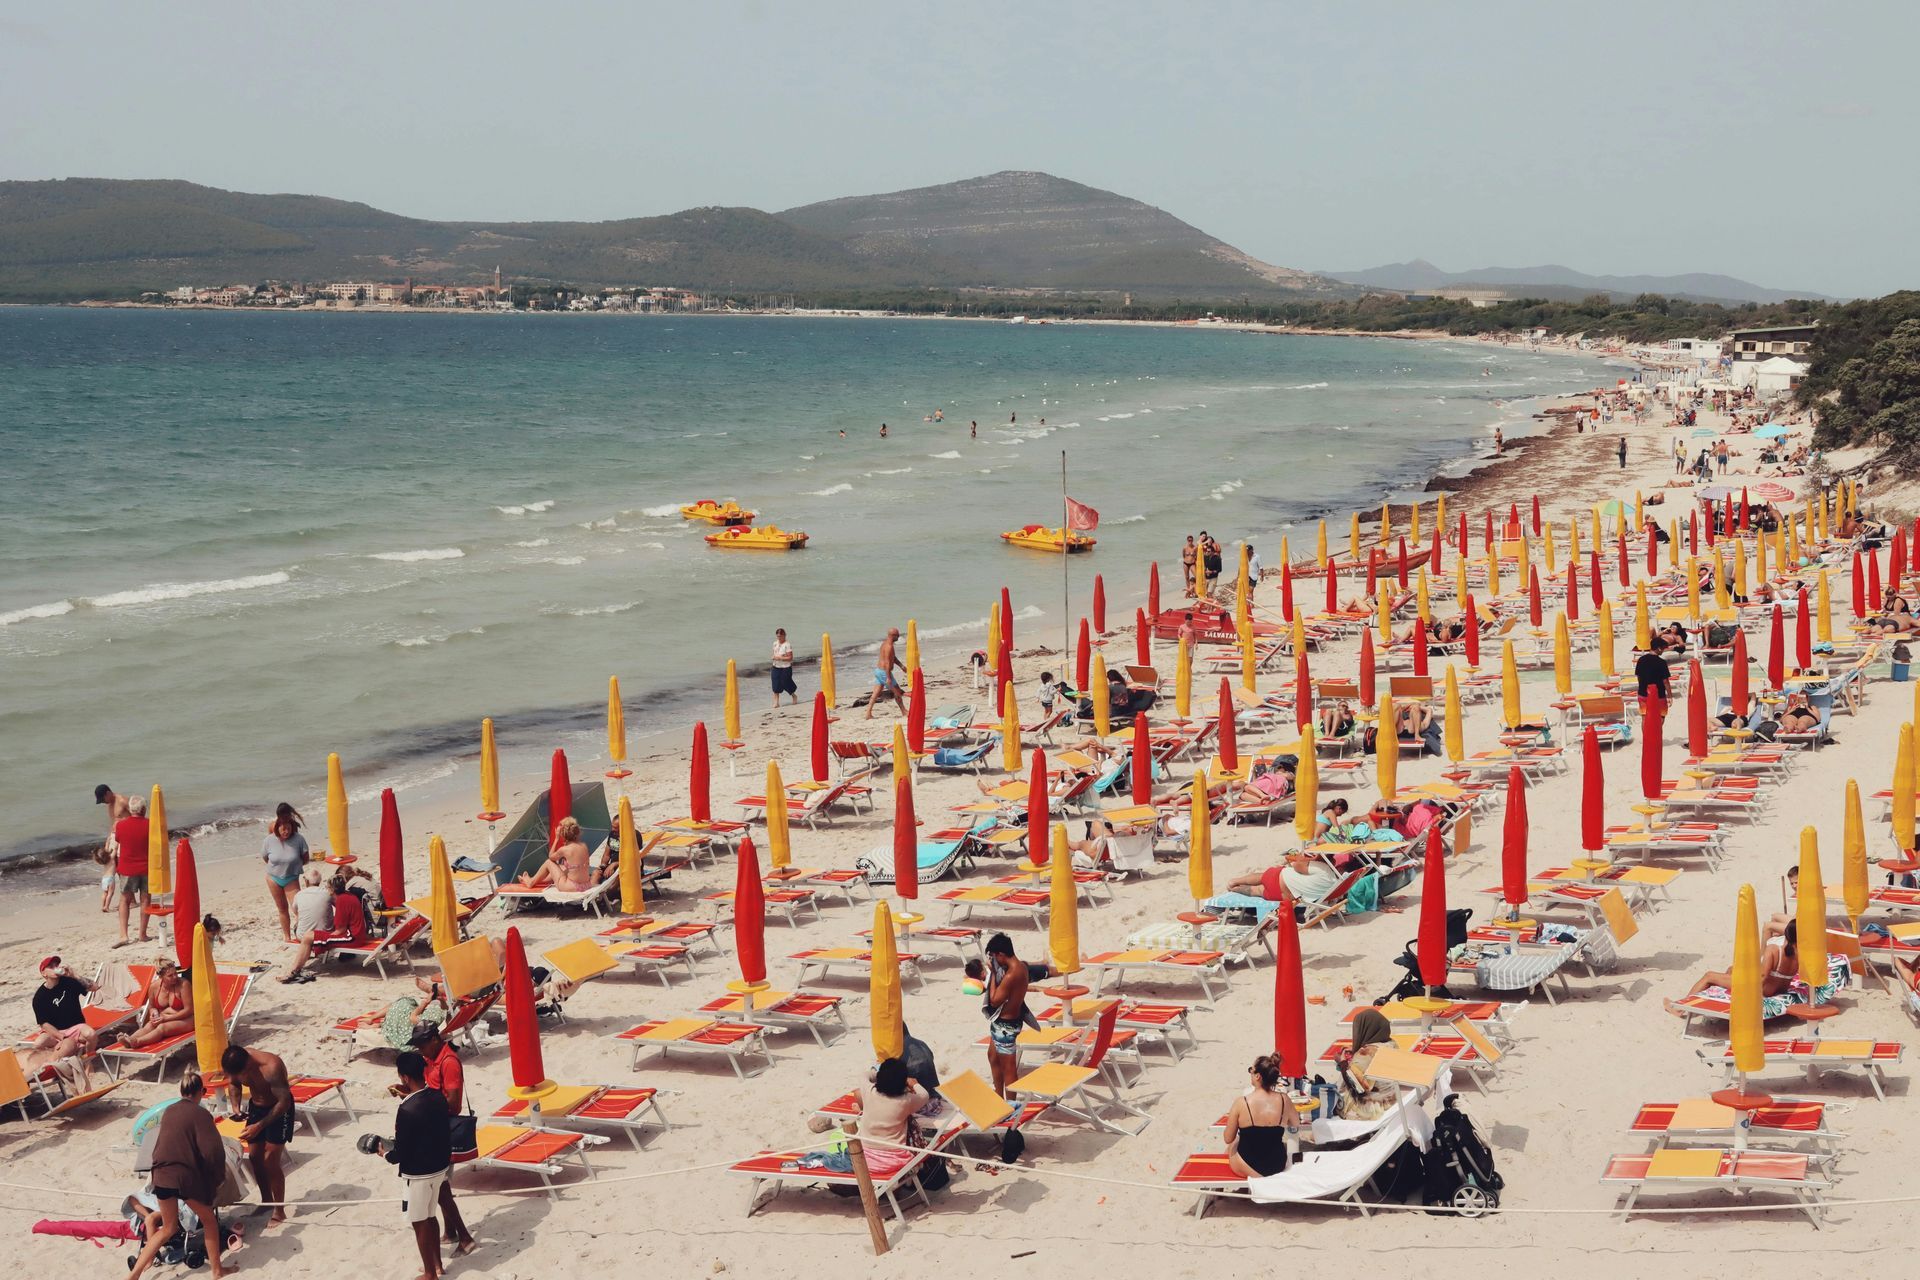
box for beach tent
[488,780,612,886]
[1751,357,1807,396]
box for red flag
[1064,496,1099,532]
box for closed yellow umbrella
[1597,599,1617,679]
[1542,522,1556,573]
[148,784,171,897]
[1294,728,1318,843]
[617,795,644,913]
[1240,626,1257,693]
[1732,541,1748,599]
[1290,613,1306,663]
[1486,551,1502,599]
[723,663,742,744]
[1048,826,1081,976]
[608,676,632,778]
[766,761,792,870]
[1377,692,1398,799]
[1817,491,1829,542]
[1796,826,1828,989]
[1569,517,1582,564]
[1348,511,1361,562]
[1279,535,1290,574]
[1784,514,1799,565]
[1686,557,1702,619]
[820,632,838,708]
[1552,613,1572,696]
[1894,723,1916,856]
[1090,653,1110,739]
[1729,884,1764,1077]
[428,834,459,954]
[1001,680,1023,773]
[1443,665,1463,763]
[1410,500,1422,542]
[1175,636,1192,719]
[1376,586,1392,646]
[479,718,504,821]
[891,723,911,791]
[190,922,226,1076]
[1189,767,1213,904]
[1416,568,1431,622]
[1843,779,1868,930]
[1195,549,1209,600]
[906,619,921,674]
[1755,525,1769,583]
[325,752,350,861]
[1236,544,1251,622]
[1816,570,1833,642]
[1435,493,1447,535]
[1713,550,1732,611]
[1635,581,1651,650]
[869,901,903,1062]
[1589,506,1602,552]
[1380,500,1392,545]
[1635,490,1645,529]
[1516,531,1531,584]
[1668,520,1680,569]
[1500,639,1521,730]
[1453,554,1468,604]
[1316,520,1328,568]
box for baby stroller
[1423,1094,1504,1216]
[1381,908,1473,1002]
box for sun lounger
[0,1048,125,1120]
[95,968,254,1083]
[613,1018,774,1079]
[598,916,727,958]
[1628,1098,1839,1157]
[763,865,873,906]
[938,884,1051,929]
[789,948,926,990]
[314,911,430,979]
[469,1124,606,1197]
[331,988,502,1063]
[731,1124,964,1227]
[696,989,848,1047]
[1705,1038,1904,1101]
[1084,948,1229,1003]
[703,886,823,928]
[1601,1148,1831,1226]
[858,923,982,964]
[602,941,699,987]
[497,872,621,917]
[493,1084,668,1149]
[1005,1005,1150,1135]
[1175,1099,1427,1218]
[289,1075,357,1136]
[1319,1019,1505,1091]
[1342,999,1520,1047]
[1037,997,1199,1058]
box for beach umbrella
[1712,550,1731,612]
[1416,827,1450,990]
[1850,551,1865,620]
[1293,646,1312,734]
[1189,767,1213,902]
[1416,568,1431,623]
[1553,613,1572,697]
[1236,547,1252,627]
[891,723,911,792]
[1635,582,1651,650]
[1517,531,1531,585]
[172,838,199,973]
[906,619,921,675]
[1725,492,1736,536]
[1381,500,1393,545]
[809,692,829,783]
[378,787,404,910]
[1527,567,1542,628]
[892,773,919,899]
[1486,550,1502,600]
[147,784,171,898]
[1687,511,1698,557]
[733,836,767,989]
[1579,727,1604,853]
[1454,554,1469,609]
[478,718,504,821]
[1739,487,1750,530]
[502,929,554,1101]
[548,749,573,846]
[1843,779,1868,930]
[1027,749,1050,868]
[1075,618,1092,691]
[1733,542,1749,601]
[1756,524,1771,583]
[1349,511,1361,563]
[1795,588,1812,669]
[1728,885,1764,1082]
[996,643,1015,707]
[325,753,349,864]
[1869,551,1884,613]
[1413,618,1430,677]
[1500,640,1520,730]
[1272,889,1306,1078]
[1149,562,1162,617]
[1176,636,1193,719]
[1294,728,1319,843]
[1729,631,1750,719]
[1136,608,1152,667]
[190,922,226,1076]
[1640,703,1665,802]
[1597,599,1617,679]
[1646,527,1658,579]
[1816,493,1829,543]
[1616,526,1629,587]
[722,664,742,747]
[1686,659,1709,758]
[1048,826,1081,978]
[907,668,926,754]
[1430,524,1445,577]
[1669,520,1682,570]
[1456,511,1468,560]
[821,632,837,707]
[1443,666,1464,763]
[1093,574,1107,635]
[987,600,1002,678]
[1001,681,1023,772]
[1566,559,1581,622]
[1375,584,1391,647]
[1377,693,1398,801]
[1503,765,1531,909]
[870,901,904,1062]
[1316,522,1328,568]
[1766,605,1785,690]
[1217,677,1239,774]
[1323,559,1338,616]
[1685,556,1702,619]
[619,795,646,910]
[608,676,633,778]
[1366,550,1379,603]
[1358,628,1377,707]
[1280,560,1295,622]
[1091,654,1111,739]
[1241,626,1258,694]
[1569,517,1582,564]
[1543,522,1556,572]
[1894,724,1916,857]
[689,722,712,823]
[1796,827,1829,988]
[1588,549,1602,609]
[1130,712,1153,805]
[1397,536,1410,589]
[428,834,459,954]
[1000,586,1015,655]
[1464,594,1481,668]
[764,761,791,873]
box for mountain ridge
[1328,258,1832,305]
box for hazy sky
[3,1,1913,298]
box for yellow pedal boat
[680,499,757,525]
[1001,524,1095,553]
[705,524,809,550]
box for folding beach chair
[731,1126,964,1228]
[613,1018,774,1079]
[1601,1148,1831,1226]
[696,989,849,1047]
[469,1124,607,1197]
[1628,1097,1840,1158]
[1174,1099,1427,1218]
[1005,1004,1150,1135]
[492,1084,669,1150]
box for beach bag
[998,1128,1026,1165]
[1362,726,1379,755]
[449,1109,479,1162]
[1367,1140,1426,1202]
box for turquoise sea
[0,309,1603,858]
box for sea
[0,308,1606,860]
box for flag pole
[1062,449,1071,670]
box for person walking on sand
[864,627,909,720]
[770,627,799,707]
[1617,435,1627,469]
[111,793,152,948]
[222,1042,296,1225]
[126,1072,229,1280]
[382,1050,475,1279]
[982,934,1030,1097]
[1674,438,1686,475]
[1492,426,1504,454]
[262,802,309,945]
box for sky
[2,1,1915,299]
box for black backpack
[1423,1094,1503,1215]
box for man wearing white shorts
[384,1051,473,1277]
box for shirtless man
[864,627,908,720]
[222,1042,297,1223]
[519,817,591,891]
[983,934,1029,1097]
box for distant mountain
[0,173,1346,302]
[1328,258,1833,305]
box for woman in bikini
[518,817,592,892]
[115,959,194,1048]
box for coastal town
[141,274,707,313]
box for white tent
[1751,356,1808,396]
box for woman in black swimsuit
[1223,1054,1301,1178]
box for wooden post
[843,1122,891,1256]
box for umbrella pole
[842,1122,892,1256]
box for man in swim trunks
[864,627,908,720]
[983,934,1029,1097]
[223,1042,296,1224]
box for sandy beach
[3,376,1906,1280]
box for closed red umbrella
[1217,677,1239,774]
[1640,702,1665,801]
[1527,566,1543,628]
[733,837,766,986]
[378,787,404,909]
[1730,630,1750,719]
[893,773,919,899]
[1280,560,1295,622]
[1358,628,1377,706]
[907,668,926,753]
[1580,727,1603,853]
[1026,749,1050,867]
[1704,505,1716,548]
[1851,550,1866,620]
[1686,659,1709,757]
[1413,622,1430,677]
[1482,509,1494,556]
[996,645,1014,705]
[1766,604,1786,690]
[548,749,572,848]
[1530,494,1542,536]
[1148,562,1161,618]
[1000,587,1014,654]
[1324,561,1338,615]
[689,722,711,822]
[1725,492,1735,536]
[1430,525,1445,577]
[172,838,200,972]
[1501,765,1529,908]
[1272,901,1307,1078]
[1795,587,1812,669]
[1894,530,1909,593]
[1131,712,1153,804]
[1365,548,1378,598]
[1093,575,1107,635]
[1688,510,1699,556]
[1456,510,1468,560]
[1645,526,1658,578]
[1416,826,1450,989]
[1868,551,1883,613]
[1135,607,1151,666]
[1397,536,1409,589]
[1294,648,1312,734]
[1566,559,1581,622]
[1589,550,1602,609]
[502,926,552,1097]
[810,692,829,782]
[1739,487,1749,531]
[1463,594,1481,667]
[1616,526,1629,586]
[1075,618,1092,691]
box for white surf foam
[542,600,640,618]
[1289,382,1330,390]
[369,548,464,563]
[928,450,962,460]
[85,571,293,608]
[0,600,76,627]
[494,499,555,516]
[806,483,853,497]
[513,538,552,548]
[641,503,682,518]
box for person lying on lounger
[1232,761,1293,807]
[1225,851,1340,905]
[1319,700,1356,739]
[518,817,592,892]
[1664,921,1798,1017]
[1395,617,1466,646]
